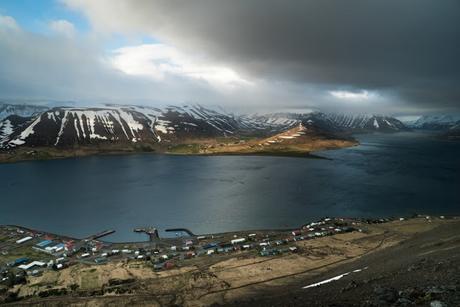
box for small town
[0,216,372,293]
[2,215,441,284]
[1,215,456,305]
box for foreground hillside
[1,217,458,306]
[235,218,460,307]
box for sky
[0,0,459,116]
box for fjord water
[1,132,459,242]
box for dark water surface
[1,132,459,241]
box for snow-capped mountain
[253,112,340,134]
[237,113,301,133]
[260,112,408,133]
[0,103,49,121]
[325,113,408,132]
[410,114,460,130]
[0,103,409,149]
[0,104,298,149]
[444,126,460,139]
[440,121,460,139]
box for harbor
[0,216,374,287]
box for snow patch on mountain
[0,119,13,137]
[9,116,42,146]
[0,119,13,146]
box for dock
[85,229,115,241]
[134,227,159,241]
[165,228,196,237]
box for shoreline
[0,124,358,164]
[2,212,447,245]
[0,141,356,164]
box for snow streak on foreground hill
[0,104,408,149]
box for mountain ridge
[0,103,409,163]
[409,114,460,130]
[0,104,408,150]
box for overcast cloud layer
[1,1,459,115]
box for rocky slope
[230,218,460,307]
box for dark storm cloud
[66,0,460,112]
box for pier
[85,229,115,241]
[165,228,196,237]
[134,227,160,241]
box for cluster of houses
[1,217,365,289]
[2,237,79,281]
[1,215,451,295]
